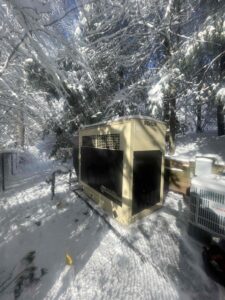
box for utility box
[78,116,166,224]
[190,175,225,238]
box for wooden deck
[164,157,225,195]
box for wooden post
[69,169,72,189]
[2,153,5,191]
[51,173,55,200]
[0,154,2,192]
[16,153,18,171]
[11,153,14,175]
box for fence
[189,177,225,238]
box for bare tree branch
[0,33,28,77]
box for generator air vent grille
[82,134,120,150]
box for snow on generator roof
[81,115,166,128]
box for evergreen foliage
[0,0,225,155]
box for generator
[78,116,166,224]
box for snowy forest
[2,1,225,300]
[1,0,225,155]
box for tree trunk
[196,100,202,133]
[163,96,170,123]
[218,48,225,136]
[16,106,25,148]
[19,122,25,147]
[217,100,225,136]
[169,96,176,154]
[162,0,181,154]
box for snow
[173,131,225,164]
[195,157,214,177]
[1,142,225,299]
[147,80,163,116]
[191,174,225,193]
[82,115,165,129]
[216,88,225,105]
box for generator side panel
[132,119,166,152]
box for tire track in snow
[73,189,147,263]
[129,216,180,298]
[73,189,180,300]
[73,189,181,300]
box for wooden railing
[164,156,225,195]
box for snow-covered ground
[1,135,225,300]
[174,131,225,164]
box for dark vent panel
[81,147,123,205]
[82,134,120,150]
[132,151,162,215]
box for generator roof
[81,115,165,129]
[0,147,21,154]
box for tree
[1,0,225,155]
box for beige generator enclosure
[78,116,166,225]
